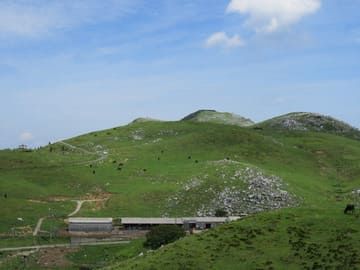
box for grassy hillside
[104,123,360,270]
[108,209,359,270]
[0,112,359,269]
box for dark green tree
[144,225,186,249]
[215,209,228,217]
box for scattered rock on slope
[164,161,297,217]
[258,112,360,140]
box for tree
[215,209,228,217]
[144,225,186,249]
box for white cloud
[0,0,139,38]
[227,0,321,33]
[19,132,34,142]
[205,32,244,49]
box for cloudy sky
[1,0,359,148]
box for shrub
[215,209,228,217]
[144,225,186,249]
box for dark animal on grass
[4,193,7,199]
[344,204,355,214]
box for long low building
[121,217,241,230]
[68,218,113,233]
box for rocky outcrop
[164,161,297,217]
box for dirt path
[0,241,130,253]
[33,217,45,236]
[68,201,85,217]
[29,142,109,236]
[31,196,109,236]
[58,141,108,165]
[58,141,93,155]
[68,200,104,217]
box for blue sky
[0,0,359,149]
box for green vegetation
[215,209,228,217]
[0,111,359,269]
[144,225,186,250]
[68,239,146,269]
[109,209,359,270]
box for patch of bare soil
[27,199,47,204]
[85,187,112,201]
[48,196,73,202]
[13,226,33,236]
[37,247,78,269]
[84,188,112,211]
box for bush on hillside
[215,209,228,217]
[144,225,186,249]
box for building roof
[69,218,113,224]
[121,217,241,225]
[121,218,183,225]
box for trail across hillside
[68,199,106,217]
[33,218,45,236]
[32,198,108,236]
[30,141,109,237]
[58,141,108,165]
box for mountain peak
[182,110,254,127]
[259,112,360,140]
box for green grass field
[0,112,359,269]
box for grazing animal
[344,204,355,214]
[4,193,7,199]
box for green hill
[131,117,162,124]
[0,112,359,269]
[182,110,254,127]
[258,112,360,140]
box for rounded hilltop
[131,117,162,124]
[258,112,360,140]
[181,110,254,127]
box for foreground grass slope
[108,209,359,270]
[0,112,359,269]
